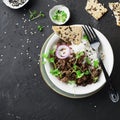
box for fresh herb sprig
[37,25,44,32]
[29,10,45,21]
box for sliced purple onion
[56,45,70,59]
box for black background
[0,0,120,120]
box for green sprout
[93,60,99,68]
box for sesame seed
[4,32,7,34]
[42,34,44,36]
[26,53,29,55]
[28,64,31,67]
[7,113,11,116]
[34,73,37,76]
[0,59,3,62]
[94,105,97,108]
[35,22,38,25]
[4,46,6,49]
[14,57,16,59]
[21,45,24,48]
[36,46,39,48]
[16,23,19,26]
[26,50,28,52]
[30,32,33,35]
[22,26,25,29]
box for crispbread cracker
[109,2,120,26]
[52,26,83,45]
[85,0,108,20]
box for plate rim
[40,24,114,98]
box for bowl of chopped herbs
[49,5,70,25]
[3,0,29,9]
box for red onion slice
[56,45,70,59]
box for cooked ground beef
[49,41,102,86]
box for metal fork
[82,25,119,103]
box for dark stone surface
[0,0,120,120]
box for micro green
[37,25,44,32]
[76,70,84,78]
[86,57,91,65]
[83,34,88,40]
[84,70,90,75]
[50,69,61,77]
[68,80,76,85]
[49,49,55,55]
[52,10,67,22]
[73,64,77,71]
[93,77,98,83]
[93,60,99,68]
[48,57,55,63]
[76,51,84,59]
[29,10,45,21]
[42,53,48,59]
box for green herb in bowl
[52,10,67,22]
[49,5,70,25]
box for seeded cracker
[85,0,108,20]
[52,26,83,45]
[109,2,120,26]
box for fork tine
[88,24,99,40]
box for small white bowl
[49,5,70,25]
[3,0,29,9]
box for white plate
[40,33,102,98]
[43,25,114,95]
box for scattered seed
[29,56,31,59]
[35,22,38,25]
[42,34,44,36]
[94,105,97,108]
[36,46,39,48]
[30,32,33,35]
[14,57,16,59]
[22,26,25,29]
[26,53,29,55]
[34,73,37,76]
[4,32,7,34]
[21,45,24,48]
[0,59,3,62]
[16,23,19,26]
[20,52,23,55]
[28,64,31,67]
[4,46,7,49]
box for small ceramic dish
[49,5,70,25]
[3,0,29,9]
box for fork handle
[99,58,119,103]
